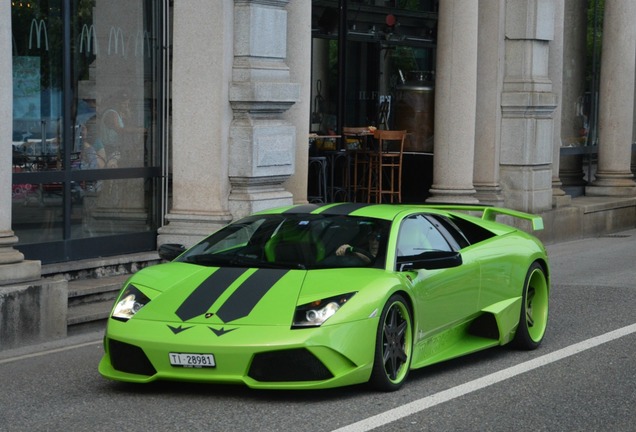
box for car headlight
[112,285,150,322]
[293,293,356,328]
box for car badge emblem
[205,313,214,319]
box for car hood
[128,263,303,326]
[127,263,387,327]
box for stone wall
[0,278,67,350]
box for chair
[307,156,328,203]
[343,127,373,202]
[377,100,390,130]
[367,129,407,203]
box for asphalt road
[1,230,635,432]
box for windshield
[177,214,391,270]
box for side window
[397,215,452,257]
[447,215,496,246]
[429,215,470,250]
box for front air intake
[248,348,333,382]
[108,339,157,376]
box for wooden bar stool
[308,156,328,203]
[367,129,407,203]
[343,126,374,202]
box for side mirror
[158,243,186,261]
[397,251,462,271]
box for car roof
[254,203,458,221]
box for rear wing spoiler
[424,205,544,231]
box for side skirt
[410,297,521,369]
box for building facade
[2,0,635,348]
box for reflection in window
[74,1,153,172]
[76,178,154,239]
[397,215,451,257]
[11,0,162,253]
[12,1,63,171]
[12,182,65,244]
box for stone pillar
[1,3,67,350]
[586,0,636,196]
[283,0,311,204]
[427,0,478,204]
[474,0,505,206]
[549,0,570,207]
[228,0,299,216]
[158,1,234,247]
[0,1,41,286]
[499,0,557,212]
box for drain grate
[601,234,631,238]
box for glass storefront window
[11,0,165,263]
[311,1,437,134]
[72,0,158,172]
[12,1,63,170]
[12,182,64,243]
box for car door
[396,214,481,338]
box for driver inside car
[335,228,382,263]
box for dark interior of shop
[309,0,438,203]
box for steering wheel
[346,246,374,262]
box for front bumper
[98,316,378,389]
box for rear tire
[369,294,413,391]
[512,262,549,350]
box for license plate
[169,353,216,368]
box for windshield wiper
[183,254,232,266]
[230,255,307,270]
[184,253,306,270]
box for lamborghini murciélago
[98,203,549,391]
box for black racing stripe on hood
[283,204,321,214]
[320,203,370,215]
[215,269,289,323]
[175,267,247,322]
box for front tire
[369,294,413,391]
[512,262,549,350]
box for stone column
[499,0,557,212]
[158,1,234,247]
[550,0,570,207]
[228,0,299,216]
[427,0,478,204]
[586,0,636,196]
[0,1,40,285]
[474,0,505,206]
[1,4,66,350]
[283,0,312,204]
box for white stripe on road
[333,323,636,432]
[0,340,101,365]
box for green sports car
[98,203,549,391]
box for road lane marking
[0,340,101,365]
[333,323,636,432]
